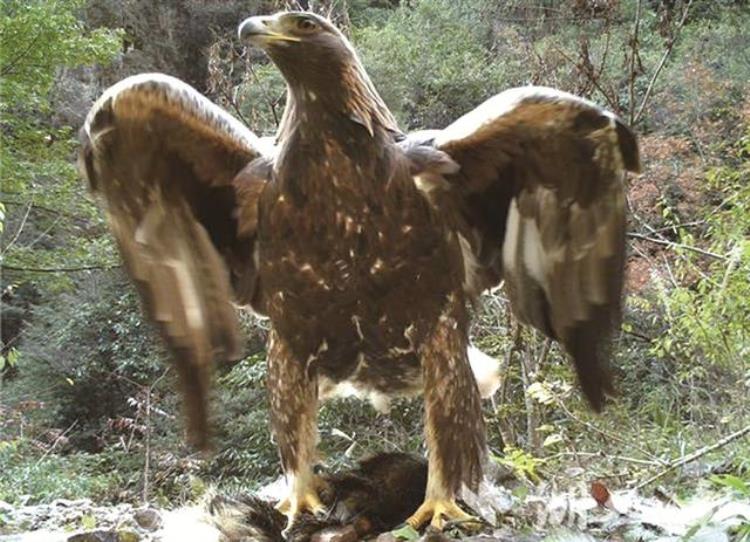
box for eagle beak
[238,16,301,46]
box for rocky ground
[1,481,747,542]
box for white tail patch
[468,346,502,398]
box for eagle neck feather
[277,63,399,141]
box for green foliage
[236,63,287,137]
[651,129,749,394]
[205,353,278,487]
[710,474,750,499]
[1,0,121,287]
[7,273,170,449]
[1,0,121,111]
[354,0,508,129]
[492,447,544,484]
[0,348,19,371]
[391,524,420,541]
[651,8,750,134]
[0,439,123,505]
[712,473,750,542]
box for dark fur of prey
[206,452,427,541]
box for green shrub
[0,439,126,505]
[7,272,172,451]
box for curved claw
[276,474,329,533]
[406,498,481,531]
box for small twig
[557,400,663,462]
[34,420,78,467]
[1,32,43,78]
[550,450,662,466]
[553,46,619,112]
[622,328,654,343]
[633,0,694,124]
[246,62,281,127]
[635,424,750,490]
[220,85,252,128]
[627,232,726,261]
[660,252,679,289]
[654,485,682,508]
[596,16,612,83]
[2,199,82,220]
[628,0,642,125]
[627,195,719,281]
[25,216,62,251]
[1,202,33,256]
[649,219,707,233]
[494,323,520,447]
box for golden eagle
[79,11,639,531]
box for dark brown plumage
[79,10,639,532]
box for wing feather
[79,73,270,447]
[411,86,640,410]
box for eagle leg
[267,330,325,529]
[408,294,486,530]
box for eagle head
[239,11,399,134]
[238,12,354,88]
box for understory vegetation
[1,0,748,532]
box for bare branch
[628,0,642,125]
[633,0,694,124]
[627,232,727,261]
[1,32,43,78]
[553,46,619,112]
[635,424,750,489]
[2,263,120,273]
[557,399,664,463]
[2,199,84,221]
[1,202,33,256]
[34,420,79,467]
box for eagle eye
[296,18,318,32]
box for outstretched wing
[405,87,640,410]
[79,73,272,446]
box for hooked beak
[238,15,301,46]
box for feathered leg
[407,295,486,530]
[267,329,325,530]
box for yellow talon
[275,490,325,517]
[406,498,480,531]
[276,473,330,528]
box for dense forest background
[1,0,749,537]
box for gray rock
[52,499,92,509]
[68,532,118,542]
[132,508,162,531]
[67,530,140,542]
